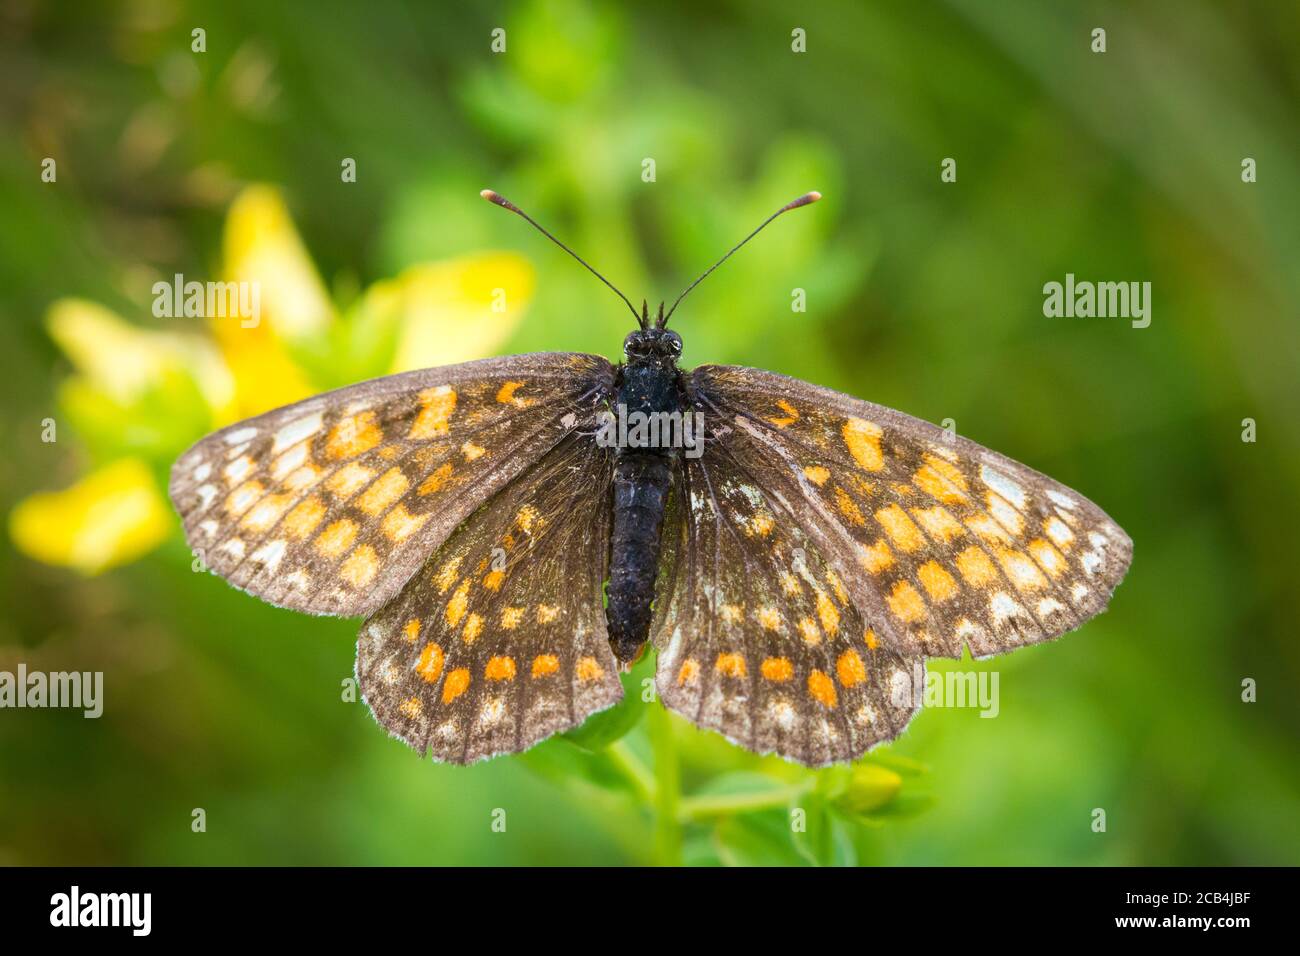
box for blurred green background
[1,0,1297,866]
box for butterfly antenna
[661,191,822,326]
[481,189,641,325]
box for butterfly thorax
[606,328,687,665]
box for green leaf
[560,687,645,753]
[713,811,809,867]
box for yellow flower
[10,184,535,573]
[9,459,171,575]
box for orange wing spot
[761,657,794,682]
[808,670,838,708]
[987,492,1025,535]
[836,650,867,687]
[531,654,560,678]
[445,579,471,628]
[917,560,959,602]
[859,539,894,574]
[377,444,400,461]
[766,399,800,428]
[826,569,848,603]
[913,453,969,503]
[955,546,999,586]
[314,518,358,558]
[720,604,744,624]
[496,380,529,406]
[797,617,821,645]
[756,606,783,631]
[416,642,445,684]
[434,555,462,593]
[842,417,885,472]
[780,572,802,596]
[676,658,700,685]
[876,504,925,552]
[536,604,560,624]
[441,667,470,704]
[339,544,379,589]
[225,480,264,517]
[864,628,880,649]
[835,486,866,526]
[240,492,293,533]
[461,442,486,461]
[815,589,841,635]
[282,496,326,539]
[1044,515,1075,549]
[911,505,966,543]
[483,569,505,591]
[409,385,457,439]
[356,467,410,515]
[965,513,1014,545]
[994,546,1048,591]
[890,482,917,497]
[500,607,524,629]
[803,465,830,486]
[326,462,376,499]
[748,512,775,537]
[715,653,747,677]
[887,580,927,623]
[418,462,455,496]
[516,504,541,534]
[461,612,484,645]
[403,619,421,643]
[1028,538,1067,577]
[485,656,517,681]
[326,411,382,460]
[576,657,603,682]
[382,504,430,543]
[398,696,422,719]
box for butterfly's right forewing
[170,353,614,618]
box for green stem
[606,739,656,806]
[647,704,682,866]
[677,781,815,823]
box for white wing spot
[980,464,1026,510]
[192,462,212,482]
[273,413,324,454]
[1047,490,1076,509]
[225,427,258,445]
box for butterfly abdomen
[606,362,684,664]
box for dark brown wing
[169,353,614,617]
[684,365,1132,660]
[651,448,921,767]
[356,431,621,764]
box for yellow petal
[222,184,334,341]
[381,252,535,373]
[9,459,171,574]
[47,298,235,415]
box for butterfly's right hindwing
[169,353,615,618]
[357,431,622,764]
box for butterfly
[170,189,1132,767]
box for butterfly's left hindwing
[169,353,614,618]
[652,455,922,766]
[357,431,621,764]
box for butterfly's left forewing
[686,365,1133,661]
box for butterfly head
[625,302,682,364]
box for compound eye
[667,334,683,354]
